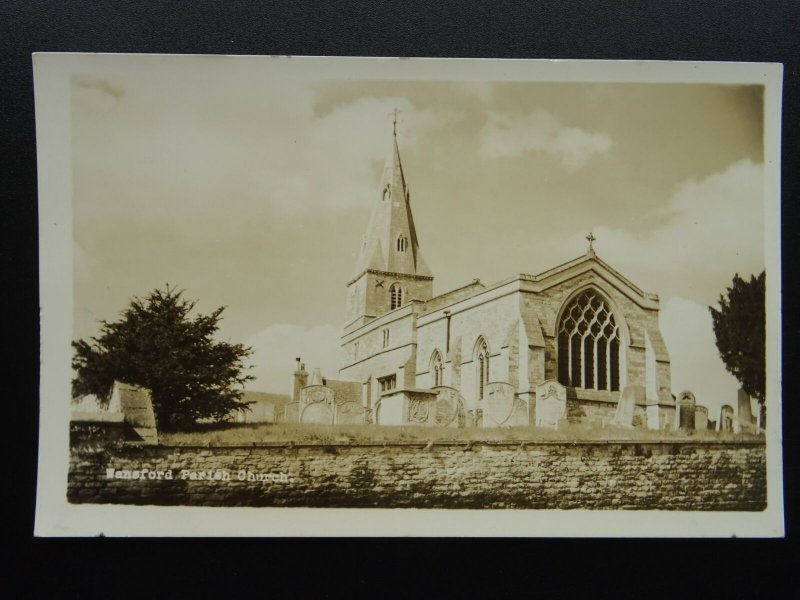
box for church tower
[345,115,434,331]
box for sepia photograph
[33,54,783,536]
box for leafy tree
[72,286,254,429]
[709,271,766,404]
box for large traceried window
[431,350,443,387]
[557,289,621,391]
[389,283,403,310]
[476,338,490,400]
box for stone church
[287,124,678,430]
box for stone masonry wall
[68,440,766,510]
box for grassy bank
[158,422,761,447]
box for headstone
[433,386,465,427]
[535,380,567,429]
[300,385,334,424]
[718,404,735,432]
[694,405,709,431]
[738,388,754,424]
[612,386,641,428]
[484,382,519,426]
[111,381,158,444]
[675,390,696,431]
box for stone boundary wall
[68,440,767,510]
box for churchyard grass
[158,422,759,447]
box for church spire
[353,115,432,279]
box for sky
[70,58,766,419]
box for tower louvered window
[390,283,403,309]
[396,235,408,252]
[557,289,621,391]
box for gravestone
[738,388,754,424]
[535,380,567,429]
[718,404,735,432]
[433,386,465,427]
[110,381,158,445]
[612,386,641,428]
[300,385,335,424]
[676,390,696,431]
[694,405,709,431]
[484,382,522,426]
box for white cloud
[660,297,744,421]
[245,323,341,394]
[554,159,765,423]
[270,96,462,211]
[74,77,462,225]
[560,158,765,304]
[477,108,613,171]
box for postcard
[34,54,783,536]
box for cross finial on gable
[586,231,596,256]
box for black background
[2,1,798,595]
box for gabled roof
[242,390,292,410]
[528,251,653,301]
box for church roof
[242,390,292,410]
[353,124,432,280]
[325,379,362,406]
[529,252,654,301]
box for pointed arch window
[476,338,490,400]
[389,283,403,310]
[431,350,443,387]
[557,289,621,391]
[396,235,408,253]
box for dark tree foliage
[709,271,766,404]
[72,286,254,429]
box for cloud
[73,76,461,226]
[245,323,341,393]
[554,159,765,421]
[560,158,765,304]
[267,95,462,211]
[477,108,613,171]
[660,296,744,420]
